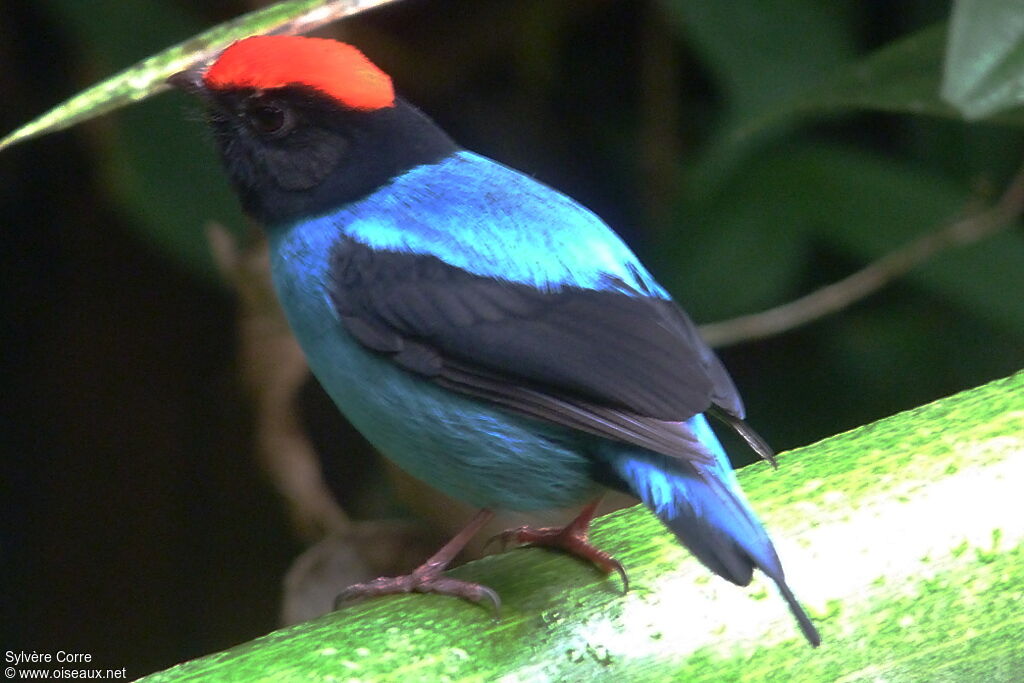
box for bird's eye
[246,103,293,137]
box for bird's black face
[203,86,364,224]
[186,84,458,227]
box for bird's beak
[167,64,208,96]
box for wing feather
[329,238,754,463]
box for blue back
[325,151,669,295]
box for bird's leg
[491,498,629,591]
[336,508,500,614]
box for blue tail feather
[611,414,820,646]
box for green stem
[142,371,1024,682]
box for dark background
[2,0,1022,678]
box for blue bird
[170,35,820,646]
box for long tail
[610,414,820,647]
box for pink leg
[492,499,628,591]
[336,508,500,614]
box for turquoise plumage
[172,34,820,646]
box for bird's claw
[335,571,502,618]
[486,523,630,593]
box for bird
[169,34,820,647]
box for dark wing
[329,238,764,464]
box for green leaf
[100,91,247,277]
[658,198,808,321]
[738,23,1024,143]
[657,0,857,240]
[0,0,402,151]
[138,372,1024,681]
[661,144,958,320]
[35,0,248,277]
[776,147,1024,337]
[942,0,1024,120]
[881,230,1024,339]
[663,143,1024,337]
[660,0,855,120]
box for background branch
[700,162,1024,347]
[207,223,349,541]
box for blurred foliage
[18,0,1022,436]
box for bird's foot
[336,564,501,616]
[334,508,501,616]
[489,499,629,591]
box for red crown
[204,35,395,111]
